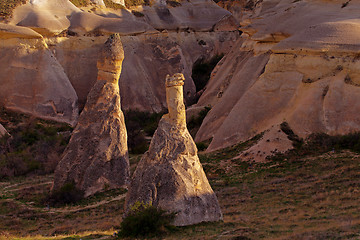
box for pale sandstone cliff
[52,34,130,197]
[125,73,222,226]
[0,24,78,126]
[0,0,239,120]
[194,0,360,156]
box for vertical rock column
[165,73,187,128]
[125,73,222,226]
[52,34,130,197]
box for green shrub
[0,107,72,179]
[196,142,208,151]
[131,10,144,17]
[268,131,360,161]
[188,106,211,138]
[117,201,176,238]
[124,110,163,154]
[44,182,84,207]
[192,54,224,93]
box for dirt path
[47,193,126,213]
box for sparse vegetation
[188,106,211,138]
[131,10,144,17]
[103,0,125,9]
[166,0,181,7]
[69,0,90,7]
[45,181,84,207]
[124,0,150,8]
[280,121,303,148]
[124,110,163,154]
[192,54,224,93]
[1,138,360,239]
[116,201,176,238]
[0,0,27,19]
[0,107,72,179]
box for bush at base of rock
[44,182,84,207]
[117,201,176,238]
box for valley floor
[1,149,360,240]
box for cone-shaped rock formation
[125,73,222,226]
[52,34,130,197]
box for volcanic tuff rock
[237,125,294,163]
[0,26,78,126]
[0,124,8,137]
[194,0,360,153]
[125,73,222,226]
[52,34,130,197]
[0,0,239,118]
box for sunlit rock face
[195,0,360,153]
[0,24,78,126]
[52,34,130,197]
[125,73,222,226]
[48,31,238,111]
[0,0,239,114]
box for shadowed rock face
[125,73,222,226]
[52,34,130,197]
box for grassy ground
[1,144,360,239]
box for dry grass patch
[0,0,26,19]
[1,136,360,239]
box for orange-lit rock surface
[194,0,360,154]
[125,73,222,226]
[52,34,130,197]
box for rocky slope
[194,0,360,155]
[0,0,240,125]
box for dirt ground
[1,150,360,240]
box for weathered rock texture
[125,73,222,226]
[0,30,78,126]
[194,0,360,154]
[48,31,238,111]
[237,125,294,163]
[52,34,130,197]
[0,0,239,117]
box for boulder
[125,73,222,226]
[52,34,130,197]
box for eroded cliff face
[0,0,240,122]
[0,24,78,126]
[194,0,360,155]
[47,31,238,110]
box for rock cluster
[52,34,130,197]
[125,73,222,226]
